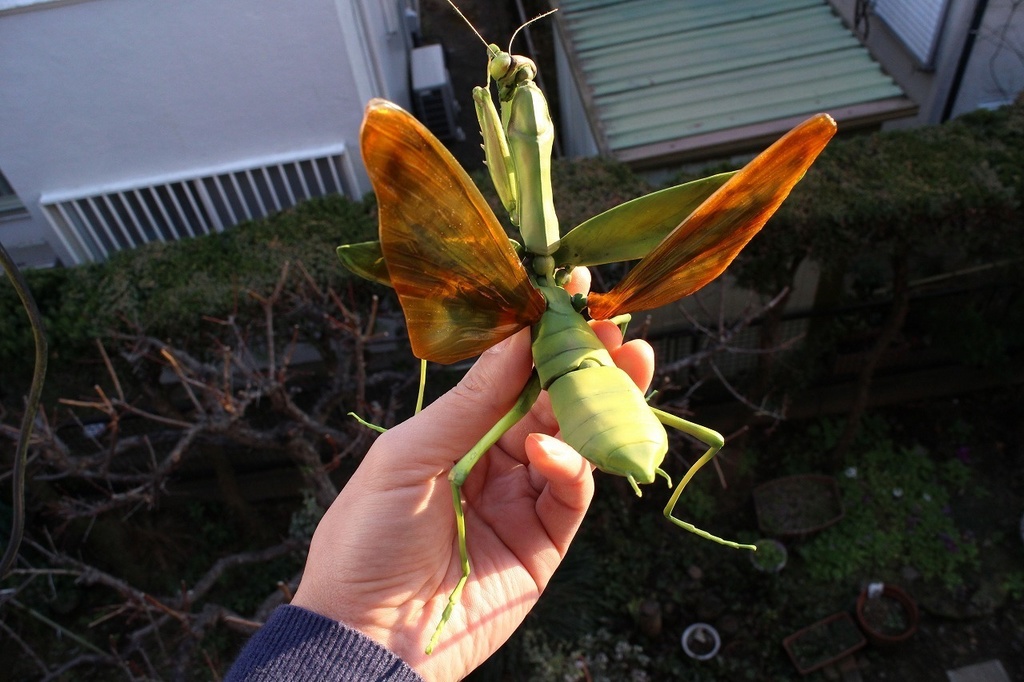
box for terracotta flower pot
[855,583,919,646]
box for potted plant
[855,583,919,646]
[782,612,866,675]
[750,538,788,573]
[681,622,721,661]
[753,474,845,539]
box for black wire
[0,240,48,578]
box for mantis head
[445,0,550,91]
[486,45,536,91]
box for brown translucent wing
[588,114,837,320]
[362,99,545,365]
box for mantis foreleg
[426,372,542,654]
[651,407,756,552]
[472,45,559,255]
[474,85,518,224]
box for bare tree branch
[0,261,407,678]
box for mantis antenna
[444,0,557,52]
[444,0,488,48]
[508,8,558,52]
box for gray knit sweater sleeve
[225,605,424,681]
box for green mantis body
[474,43,560,255]
[338,9,836,654]
[469,38,679,492]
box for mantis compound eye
[487,46,512,80]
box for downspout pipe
[942,0,989,121]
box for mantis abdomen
[549,366,667,489]
[531,284,669,493]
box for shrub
[0,194,378,397]
[796,418,981,587]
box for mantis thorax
[531,284,612,389]
[531,254,555,279]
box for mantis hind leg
[425,372,542,654]
[651,407,756,552]
[606,313,631,335]
[348,359,430,432]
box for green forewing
[336,240,390,287]
[554,172,735,268]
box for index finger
[563,265,591,298]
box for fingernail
[533,433,569,460]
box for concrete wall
[0,0,414,265]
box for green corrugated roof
[555,0,916,165]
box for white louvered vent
[874,0,951,69]
[42,145,355,264]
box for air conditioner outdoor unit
[411,43,464,142]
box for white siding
[0,0,413,264]
[829,0,1023,125]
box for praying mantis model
[337,6,836,654]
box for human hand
[291,268,656,681]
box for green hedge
[0,194,377,395]
[739,99,1023,293]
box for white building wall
[0,0,413,265]
[828,0,1024,126]
[948,0,1024,116]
